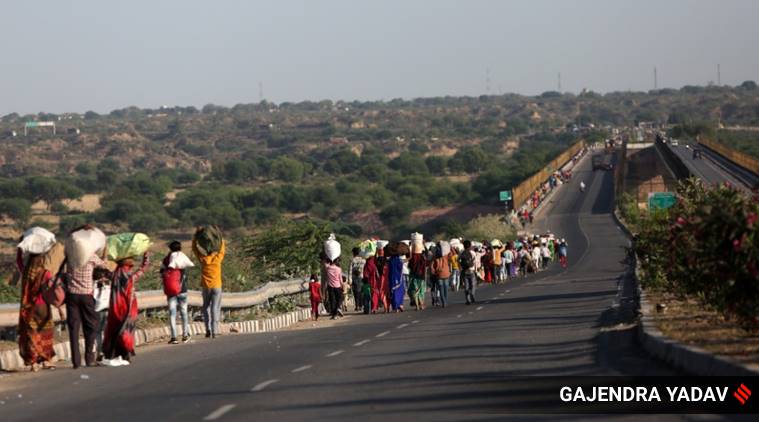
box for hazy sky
[1,0,758,115]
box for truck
[592,153,613,171]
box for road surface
[2,157,705,421]
[667,142,755,191]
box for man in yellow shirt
[192,236,225,338]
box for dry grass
[646,290,759,365]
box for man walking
[192,234,225,339]
[460,240,477,305]
[66,245,109,368]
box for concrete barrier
[0,307,315,371]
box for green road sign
[648,192,676,210]
[499,191,512,202]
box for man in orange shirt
[192,234,226,339]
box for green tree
[271,156,304,182]
[0,198,32,227]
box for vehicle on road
[591,154,613,171]
[692,148,702,159]
[579,181,586,192]
[670,139,679,147]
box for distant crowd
[311,233,568,320]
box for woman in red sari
[103,253,149,366]
[17,251,56,371]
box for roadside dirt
[646,289,759,366]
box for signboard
[499,191,512,202]
[648,192,676,210]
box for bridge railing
[511,140,586,209]
[655,139,691,179]
[698,137,759,176]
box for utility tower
[717,64,721,85]
[258,81,264,102]
[558,72,561,92]
[486,67,491,94]
[654,67,658,90]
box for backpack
[161,255,183,297]
[459,250,475,271]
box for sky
[1,0,758,115]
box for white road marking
[376,331,391,338]
[456,314,462,318]
[204,404,236,420]
[291,365,312,373]
[499,293,505,296]
[396,323,409,329]
[354,339,371,347]
[326,350,344,357]
[468,311,473,315]
[411,320,420,324]
[476,306,484,311]
[251,379,279,392]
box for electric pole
[654,67,658,90]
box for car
[670,139,679,147]
[692,149,702,159]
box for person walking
[93,267,112,362]
[541,241,551,270]
[192,233,226,339]
[323,258,344,319]
[408,249,427,311]
[160,241,194,344]
[103,252,150,366]
[558,239,569,268]
[350,248,365,312]
[430,246,451,308]
[531,243,542,272]
[309,274,321,321]
[15,251,56,371]
[503,245,514,280]
[388,252,405,312]
[449,248,460,291]
[460,240,477,305]
[65,227,109,369]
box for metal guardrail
[0,278,308,328]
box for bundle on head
[194,225,224,256]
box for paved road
[667,142,753,190]
[1,157,707,421]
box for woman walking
[408,250,427,311]
[388,253,405,312]
[103,252,150,366]
[16,252,56,371]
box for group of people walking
[13,225,226,372]
[310,233,569,320]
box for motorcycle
[580,181,586,193]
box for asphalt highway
[667,142,754,191]
[2,156,726,421]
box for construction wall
[699,138,759,175]
[511,141,586,208]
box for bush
[634,178,759,330]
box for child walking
[309,274,321,321]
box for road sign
[499,191,512,202]
[648,192,676,210]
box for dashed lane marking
[396,323,409,329]
[292,365,312,373]
[251,379,279,392]
[203,404,236,420]
[354,339,371,347]
[376,331,391,338]
[476,306,484,311]
[326,350,344,357]
[456,314,463,318]
[411,320,420,324]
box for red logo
[734,383,751,405]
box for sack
[42,273,67,308]
[359,239,377,258]
[459,250,475,271]
[18,227,56,255]
[94,284,111,312]
[162,267,182,297]
[410,232,424,254]
[323,234,341,261]
[42,242,66,277]
[449,238,463,253]
[386,241,410,257]
[194,226,223,256]
[66,227,107,269]
[106,232,152,261]
[438,240,451,257]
